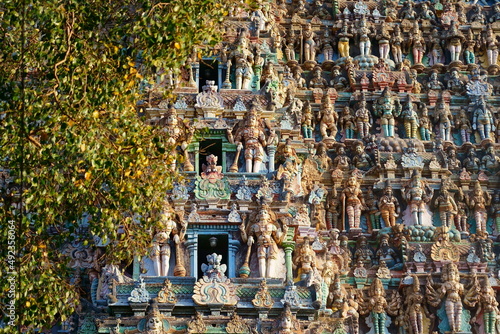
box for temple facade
[75,0,500,333]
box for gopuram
[76,1,500,334]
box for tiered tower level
[77,1,500,334]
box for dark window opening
[198,139,223,172]
[197,234,229,280]
[199,59,219,92]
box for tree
[0,0,234,331]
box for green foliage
[0,0,231,331]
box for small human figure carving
[401,98,419,139]
[463,28,477,65]
[318,95,339,140]
[404,171,433,226]
[483,25,499,67]
[354,96,371,139]
[354,236,373,267]
[433,187,458,228]
[390,25,404,65]
[404,275,433,334]
[418,105,432,141]
[434,99,454,142]
[472,97,495,141]
[329,66,348,92]
[376,22,391,60]
[332,145,350,171]
[467,181,491,234]
[454,108,472,143]
[340,106,356,139]
[379,185,400,228]
[337,20,352,58]
[340,176,366,230]
[471,279,499,334]
[410,22,425,65]
[301,23,317,63]
[356,17,372,57]
[308,66,328,89]
[446,21,465,63]
[447,69,464,95]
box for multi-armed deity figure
[471,279,499,334]
[239,206,288,278]
[404,275,433,334]
[379,185,400,227]
[404,171,433,226]
[467,181,491,233]
[340,176,366,231]
[373,87,401,138]
[228,106,268,173]
[150,203,188,276]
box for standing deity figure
[365,189,381,231]
[433,187,458,228]
[357,17,372,57]
[301,101,314,139]
[472,97,495,141]
[301,23,317,63]
[318,95,339,140]
[234,55,254,90]
[321,30,334,62]
[373,87,401,138]
[340,176,366,230]
[284,28,297,63]
[455,188,469,233]
[429,28,444,65]
[404,275,433,334]
[434,99,454,141]
[418,105,432,141]
[484,25,500,67]
[239,206,288,278]
[391,25,403,64]
[404,171,433,226]
[491,192,500,234]
[379,185,400,227]
[426,263,464,333]
[463,28,477,65]
[340,106,356,139]
[376,22,391,60]
[292,237,316,280]
[467,181,491,233]
[401,98,419,139]
[228,107,267,173]
[446,21,465,63]
[366,278,389,334]
[150,204,188,276]
[337,20,352,58]
[354,97,371,139]
[471,279,499,334]
[410,22,425,65]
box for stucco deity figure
[427,71,444,91]
[446,21,465,63]
[471,279,499,334]
[292,66,306,89]
[418,105,431,141]
[340,176,366,230]
[434,99,454,141]
[426,263,464,333]
[404,275,433,334]
[390,25,403,64]
[447,69,464,95]
[376,234,400,270]
[463,28,476,65]
[229,107,267,173]
[354,236,373,267]
[308,66,328,89]
[469,4,486,24]
[150,204,187,276]
[318,95,339,140]
[366,278,389,334]
[309,182,327,230]
[301,101,314,139]
[329,66,348,92]
[491,191,500,240]
[354,97,371,139]
[472,97,495,141]
[333,145,351,171]
[399,0,416,20]
[418,2,435,20]
[445,146,462,173]
[293,237,316,280]
[379,185,400,228]
[490,3,500,22]
[401,98,419,139]
[337,20,352,58]
[340,106,356,139]
[376,22,391,60]
[455,188,468,233]
[481,144,500,173]
[301,23,317,63]
[357,17,372,57]
[352,144,373,171]
[239,206,288,278]
[284,29,297,63]
[428,28,444,66]
[484,26,500,67]
[373,87,401,137]
[235,55,254,90]
[463,146,481,174]
[467,181,491,233]
[404,171,433,225]
[410,22,425,65]
[433,187,458,228]
[321,30,334,62]
[159,105,195,172]
[364,189,380,231]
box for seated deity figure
[228,107,267,173]
[404,171,433,225]
[239,206,288,278]
[318,95,339,140]
[150,203,188,276]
